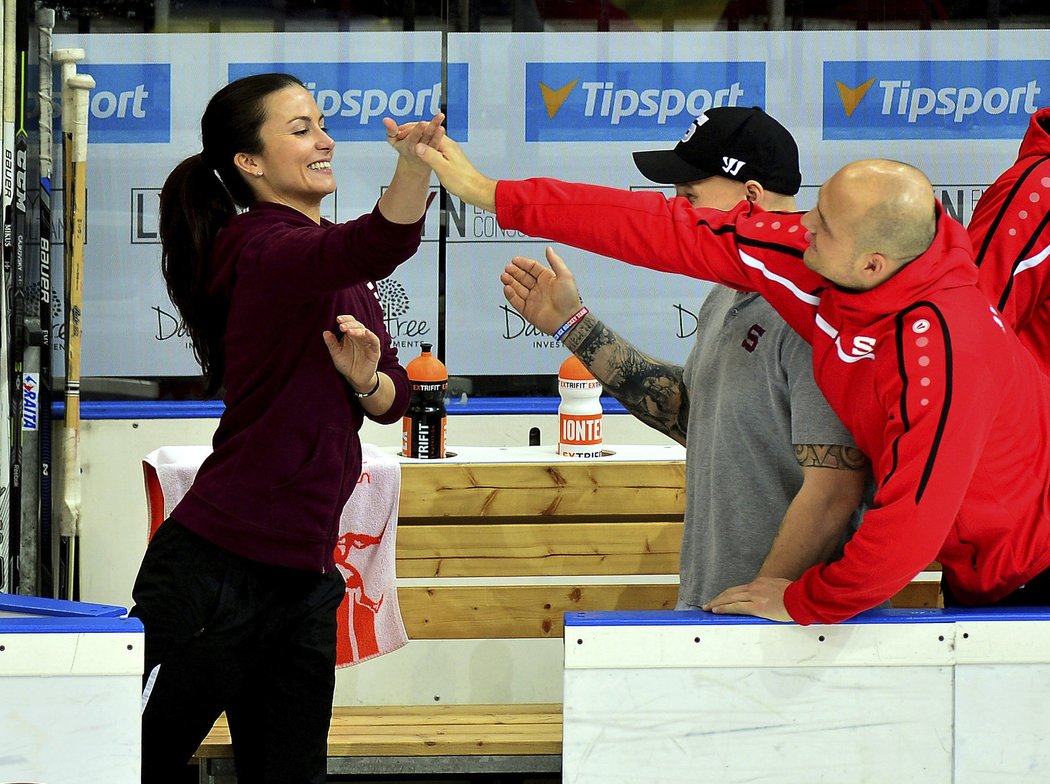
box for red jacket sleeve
[971,155,1050,370]
[495,178,824,341]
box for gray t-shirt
[677,286,860,608]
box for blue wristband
[553,306,589,343]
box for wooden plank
[196,705,564,759]
[325,728,562,757]
[890,581,942,609]
[396,521,682,577]
[397,461,686,520]
[199,729,562,759]
[398,584,678,639]
[327,704,562,722]
[398,579,940,637]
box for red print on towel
[333,529,385,665]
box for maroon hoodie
[971,107,1050,371]
[171,201,416,572]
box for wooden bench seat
[193,453,940,782]
[197,704,562,780]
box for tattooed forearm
[563,313,688,443]
[794,444,869,471]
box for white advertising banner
[445,29,1050,375]
[55,29,1050,378]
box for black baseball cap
[632,106,802,196]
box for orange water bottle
[558,355,603,458]
[402,343,447,459]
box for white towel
[142,443,408,667]
[331,443,408,666]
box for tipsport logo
[73,64,171,143]
[525,61,765,142]
[228,62,469,141]
[824,60,1047,140]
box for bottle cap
[558,354,596,381]
[407,342,448,383]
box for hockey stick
[29,6,55,596]
[7,0,30,594]
[0,0,13,593]
[51,47,82,599]
[61,72,93,600]
[53,48,83,282]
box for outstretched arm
[378,113,445,224]
[411,134,498,212]
[502,248,688,444]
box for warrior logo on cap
[722,157,746,176]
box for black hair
[159,72,304,394]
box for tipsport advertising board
[444,30,1050,376]
[795,30,1050,217]
[52,29,1050,379]
[51,32,449,377]
[823,59,1045,141]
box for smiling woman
[129,72,446,782]
[233,85,338,221]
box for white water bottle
[557,355,603,458]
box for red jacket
[971,107,1050,372]
[496,178,1050,623]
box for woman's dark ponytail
[158,72,305,395]
[159,155,235,394]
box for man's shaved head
[841,160,937,268]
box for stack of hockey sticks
[1,0,27,595]
[1,1,92,598]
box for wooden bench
[193,451,940,782]
[197,704,563,779]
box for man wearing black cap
[632,106,804,199]
[499,107,870,611]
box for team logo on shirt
[851,335,877,356]
[741,323,765,352]
[525,61,766,142]
[823,59,1047,140]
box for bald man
[413,138,1050,624]
[501,110,869,614]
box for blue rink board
[59,397,629,419]
[0,592,143,634]
[565,607,1050,627]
